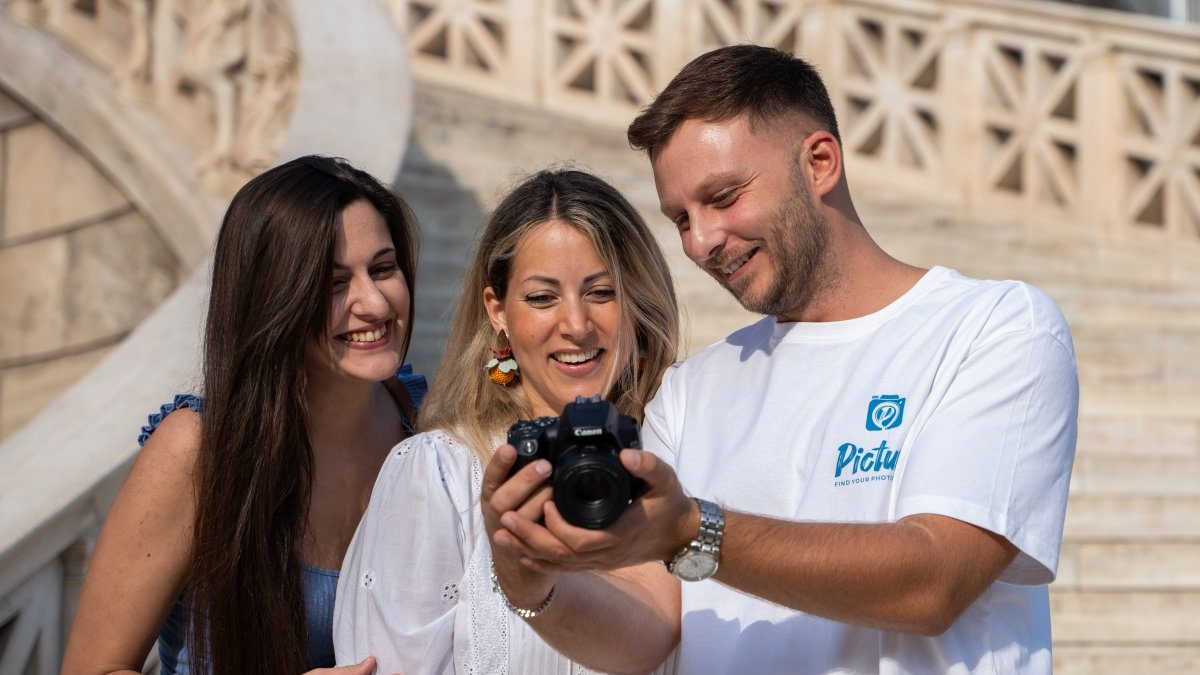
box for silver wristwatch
[667,498,724,581]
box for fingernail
[535,460,551,476]
[624,450,641,470]
[501,515,515,530]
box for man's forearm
[527,564,680,674]
[715,511,1017,635]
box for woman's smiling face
[308,199,410,384]
[484,219,623,417]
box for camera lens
[554,452,630,529]
[573,472,611,503]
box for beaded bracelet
[490,563,557,619]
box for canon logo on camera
[574,427,603,437]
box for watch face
[675,553,717,581]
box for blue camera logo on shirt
[866,394,905,431]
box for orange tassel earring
[486,331,519,386]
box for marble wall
[0,86,179,441]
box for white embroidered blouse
[333,430,622,674]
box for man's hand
[491,448,697,574]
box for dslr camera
[507,395,644,529]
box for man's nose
[684,212,727,264]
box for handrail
[383,0,1200,245]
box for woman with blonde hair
[334,169,680,673]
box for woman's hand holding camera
[483,444,561,611]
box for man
[484,45,1079,674]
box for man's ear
[802,130,843,198]
[483,286,507,334]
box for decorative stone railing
[6,0,300,194]
[383,0,1200,244]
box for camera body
[507,395,644,529]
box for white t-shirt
[333,430,601,674]
[643,266,1078,675]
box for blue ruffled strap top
[144,364,427,673]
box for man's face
[651,115,829,319]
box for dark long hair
[188,156,418,674]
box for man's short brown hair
[627,45,841,157]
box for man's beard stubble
[719,164,830,318]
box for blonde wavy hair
[420,169,680,457]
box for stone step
[1075,415,1199,459]
[1070,456,1200,496]
[1057,540,1200,590]
[1074,388,1200,458]
[868,210,1200,289]
[1063,495,1200,540]
[1053,645,1200,675]
[1049,589,1200,645]
[1071,323,1200,390]
[1055,296,1200,329]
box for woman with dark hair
[63,156,424,675]
[333,169,679,673]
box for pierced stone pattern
[8,0,299,194]
[978,33,1083,215]
[837,8,944,179]
[690,0,807,60]
[1116,55,1200,238]
[399,0,514,81]
[380,0,1200,247]
[544,0,657,114]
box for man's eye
[713,191,736,207]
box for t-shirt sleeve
[333,433,473,674]
[642,364,682,469]
[894,289,1079,585]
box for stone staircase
[400,81,1200,674]
[865,200,1200,673]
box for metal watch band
[693,498,724,561]
[667,498,724,578]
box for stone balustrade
[384,0,1200,243]
[7,0,301,195]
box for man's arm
[715,510,1017,635]
[497,449,1017,637]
